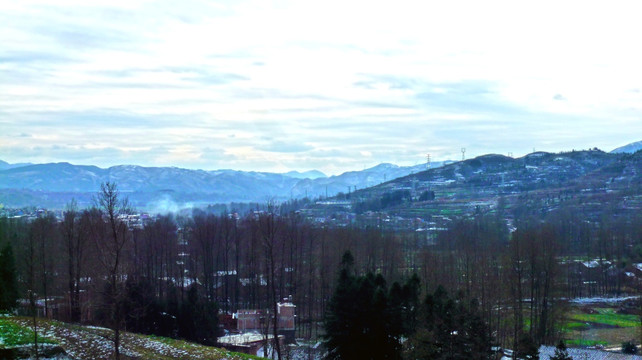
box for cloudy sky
[1,0,641,175]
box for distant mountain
[283,170,327,179]
[0,163,300,208]
[611,140,642,154]
[0,160,33,171]
[0,160,447,210]
[290,161,448,198]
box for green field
[562,306,641,348]
[568,308,640,328]
[0,318,56,347]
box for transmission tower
[461,148,466,161]
[426,153,431,169]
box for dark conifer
[407,286,493,360]
[324,251,404,359]
[0,242,18,311]
[515,333,540,360]
[550,340,572,360]
[323,251,359,360]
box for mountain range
[0,159,445,210]
[1,140,639,212]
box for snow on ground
[127,336,193,358]
[570,295,640,304]
[3,317,253,360]
[13,319,126,359]
[84,325,110,331]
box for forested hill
[316,149,642,224]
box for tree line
[1,181,642,359]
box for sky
[1,0,641,175]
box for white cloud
[1,0,642,174]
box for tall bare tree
[93,182,132,360]
[260,203,283,359]
[61,200,90,322]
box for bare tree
[61,200,90,323]
[93,182,132,360]
[29,214,58,318]
[260,203,283,359]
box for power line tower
[508,152,513,158]
[426,153,431,170]
[461,148,466,161]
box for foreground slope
[0,317,262,360]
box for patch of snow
[85,325,110,331]
[570,295,640,304]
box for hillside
[0,316,263,360]
[611,140,642,154]
[303,149,642,228]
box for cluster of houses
[563,258,642,298]
[218,297,296,356]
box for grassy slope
[0,318,56,347]
[0,317,264,360]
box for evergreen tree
[324,251,402,360]
[179,286,219,345]
[123,279,163,335]
[0,242,18,311]
[324,251,360,360]
[550,340,572,360]
[622,341,637,354]
[398,273,421,336]
[514,333,539,360]
[407,286,493,360]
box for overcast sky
[1,0,641,175]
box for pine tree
[550,340,572,360]
[622,341,637,354]
[407,286,493,360]
[0,242,18,311]
[323,251,359,360]
[515,333,539,360]
[402,274,421,328]
[179,286,219,345]
[323,251,402,360]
